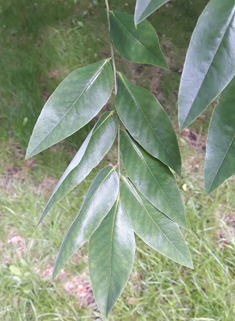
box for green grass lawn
[1,0,235,320]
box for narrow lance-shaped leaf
[205,77,235,194]
[89,198,135,317]
[134,0,169,25]
[38,112,117,224]
[120,178,193,268]
[52,166,119,280]
[178,0,235,129]
[26,59,113,159]
[121,131,187,228]
[116,73,181,175]
[110,11,168,69]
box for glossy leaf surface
[205,77,235,194]
[120,178,193,268]
[134,0,169,25]
[121,131,186,228]
[116,74,181,175]
[26,59,113,159]
[89,199,135,317]
[178,0,235,129]
[52,166,119,280]
[38,112,117,224]
[110,11,167,68]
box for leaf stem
[105,0,120,179]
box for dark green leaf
[110,11,168,68]
[52,166,119,280]
[178,0,235,129]
[38,112,117,224]
[121,131,186,228]
[134,0,169,25]
[205,77,235,194]
[116,74,181,175]
[26,59,113,159]
[120,178,193,268]
[89,198,135,317]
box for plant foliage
[26,0,194,316]
[178,0,235,194]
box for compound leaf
[134,0,169,25]
[110,10,167,68]
[178,0,235,129]
[26,59,113,159]
[52,166,119,280]
[121,131,186,228]
[89,198,135,317]
[116,73,181,175]
[38,112,117,224]
[120,178,193,268]
[205,77,235,194]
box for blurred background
[1,0,235,320]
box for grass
[1,0,235,320]
[1,136,235,320]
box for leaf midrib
[120,75,169,161]
[137,0,169,24]
[142,200,189,263]
[207,133,235,192]
[122,178,190,265]
[183,7,235,126]
[111,11,164,65]
[52,168,116,280]
[43,114,116,219]
[106,198,119,315]
[28,59,109,156]
[125,133,184,225]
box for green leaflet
[26,59,113,159]
[134,0,169,25]
[120,178,193,268]
[38,112,117,224]
[110,10,168,68]
[89,198,135,317]
[121,131,187,228]
[52,166,119,280]
[205,77,235,194]
[116,73,181,175]
[178,0,235,129]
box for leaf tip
[179,217,188,230]
[181,222,188,230]
[162,59,169,70]
[36,207,49,227]
[36,217,43,228]
[134,17,139,29]
[52,263,60,283]
[204,183,212,195]
[175,165,181,177]
[178,111,191,130]
[25,149,31,160]
[179,119,186,131]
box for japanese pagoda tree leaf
[110,10,168,69]
[38,112,117,225]
[89,198,135,317]
[134,0,169,25]
[116,73,181,175]
[178,0,235,130]
[25,59,113,159]
[205,77,235,194]
[52,166,119,280]
[120,177,193,268]
[121,131,187,228]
